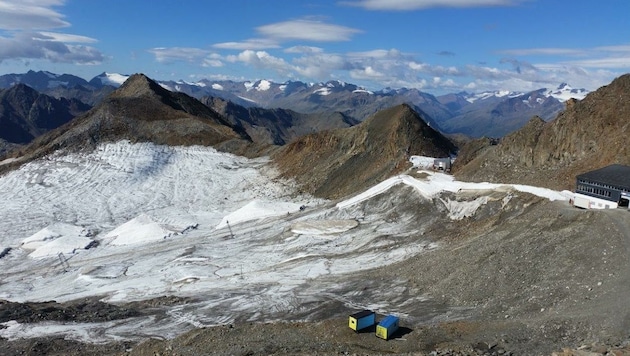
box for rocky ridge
[453,73,630,190]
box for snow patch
[105,213,189,245]
[216,200,303,230]
[212,83,224,90]
[256,80,271,91]
[314,87,331,96]
[99,73,129,86]
[237,95,257,103]
[21,223,93,258]
[409,156,435,169]
[440,196,489,220]
[337,171,569,210]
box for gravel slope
[3,187,630,355]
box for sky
[0,0,629,94]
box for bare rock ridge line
[202,95,359,146]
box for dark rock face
[0,84,91,145]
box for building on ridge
[573,164,630,209]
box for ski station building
[573,164,630,209]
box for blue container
[348,310,375,332]
[375,315,399,340]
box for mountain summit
[274,103,456,199]
[1,74,251,169]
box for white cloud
[256,19,362,42]
[0,31,103,64]
[594,44,630,53]
[148,47,227,68]
[340,0,523,10]
[498,47,586,56]
[563,57,630,69]
[227,50,292,75]
[284,46,324,54]
[148,47,212,64]
[0,1,104,65]
[213,38,280,50]
[347,48,405,59]
[350,66,385,79]
[38,31,97,43]
[0,0,69,30]
[293,53,348,78]
[202,58,224,68]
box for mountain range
[0,70,589,139]
[2,70,626,198]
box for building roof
[350,310,374,319]
[577,164,630,190]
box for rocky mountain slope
[0,84,90,154]
[0,74,251,171]
[453,73,630,190]
[1,73,629,356]
[273,103,457,199]
[202,96,359,146]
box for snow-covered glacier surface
[0,141,570,343]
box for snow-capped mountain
[88,72,130,87]
[0,70,593,138]
[0,70,89,92]
[462,83,589,104]
[463,90,524,103]
[544,82,589,102]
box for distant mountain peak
[110,73,167,99]
[89,72,129,87]
[464,90,523,103]
[544,82,589,102]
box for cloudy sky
[0,0,628,94]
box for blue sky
[0,0,629,94]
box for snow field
[0,141,571,343]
